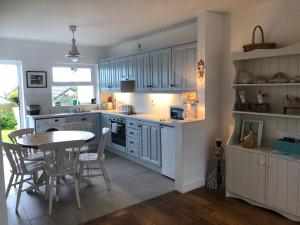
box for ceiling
[0,0,266,47]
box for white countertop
[27,109,202,125]
[92,109,202,125]
[27,111,99,119]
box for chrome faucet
[70,106,81,113]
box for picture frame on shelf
[26,71,47,88]
[240,119,264,146]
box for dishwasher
[161,125,176,179]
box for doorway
[0,61,24,142]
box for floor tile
[70,200,114,223]
[7,206,30,225]
[30,211,79,225]
[4,153,174,224]
[130,183,171,201]
[102,191,142,211]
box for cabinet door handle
[130,132,134,134]
[130,150,134,153]
[146,85,151,88]
[170,84,175,87]
[130,123,133,125]
[130,141,134,144]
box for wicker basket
[243,25,276,52]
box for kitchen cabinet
[135,52,150,92]
[100,114,111,148]
[161,126,176,179]
[141,122,161,167]
[120,56,135,81]
[72,114,99,146]
[227,147,266,204]
[99,59,121,92]
[227,146,300,220]
[110,59,121,91]
[172,42,197,91]
[150,48,172,92]
[267,156,299,215]
[99,42,197,93]
[99,60,111,91]
[126,119,141,158]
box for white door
[267,156,299,215]
[227,147,266,204]
[161,126,175,179]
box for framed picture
[26,71,47,88]
[240,119,264,146]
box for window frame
[51,63,98,106]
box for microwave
[170,106,184,120]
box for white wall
[0,38,108,126]
[114,93,182,116]
[175,11,228,192]
[220,0,300,142]
[108,21,197,57]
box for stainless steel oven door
[111,121,126,152]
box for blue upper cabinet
[99,59,121,92]
[120,56,135,81]
[135,52,151,92]
[150,48,172,92]
[99,60,111,91]
[99,42,197,93]
[171,42,197,91]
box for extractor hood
[120,80,135,92]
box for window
[51,65,96,106]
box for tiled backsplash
[114,93,182,116]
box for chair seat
[79,153,105,162]
[66,145,89,153]
[24,152,48,161]
[25,161,45,173]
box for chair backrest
[38,140,85,175]
[62,122,92,131]
[1,142,27,174]
[97,127,110,160]
[8,128,34,144]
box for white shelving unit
[232,111,300,119]
[232,83,300,87]
[226,43,300,222]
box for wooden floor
[84,188,298,225]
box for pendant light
[65,26,84,63]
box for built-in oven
[110,116,126,152]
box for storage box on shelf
[227,43,300,222]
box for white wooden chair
[8,128,48,187]
[78,127,111,191]
[62,122,92,154]
[38,140,85,215]
[2,142,45,212]
[8,128,45,161]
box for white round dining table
[16,130,95,148]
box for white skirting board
[175,178,206,193]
